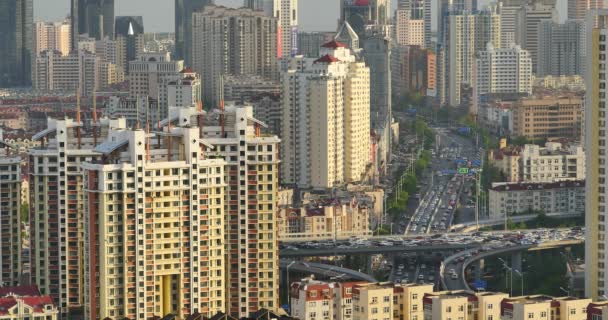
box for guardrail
[280,231,374,242]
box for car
[451,273,458,280]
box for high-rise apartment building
[446,8,501,106]
[497,0,524,46]
[340,0,391,37]
[392,45,437,98]
[35,20,71,56]
[115,16,145,74]
[281,41,370,189]
[395,9,425,47]
[0,139,21,287]
[192,5,279,107]
[568,0,604,20]
[437,0,477,46]
[244,0,273,15]
[30,117,127,317]
[70,0,115,47]
[516,2,557,73]
[585,10,608,301]
[82,112,226,319]
[0,0,33,87]
[128,52,184,122]
[33,49,99,96]
[538,19,584,76]
[202,106,280,317]
[174,0,213,67]
[474,43,532,114]
[274,0,298,58]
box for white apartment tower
[585,10,608,301]
[516,2,557,73]
[192,6,279,107]
[29,117,128,317]
[395,9,425,47]
[128,52,184,106]
[82,109,226,319]
[35,20,71,56]
[274,0,298,58]
[281,41,371,189]
[447,9,501,106]
[474,43,532,113]
[0,138,21,287]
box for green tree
[20,203,28,223]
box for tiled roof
[0,285,41,297]
[321,40,348,48]
[314,54,340,63]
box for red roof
[180,67,194,73]
[0,298,17,315]
[20,296,54,313]
[0,285,41,298]
[355,0,370,5]
[314,54,340,64]
[321,40,348,49]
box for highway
[279,227,584,258]
[279,260,377,282]
[440,230,584,291]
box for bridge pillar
[475,259,485,280]
[512,251,522,272]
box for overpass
[279,260,377,282]
[280,243,475,258]
[440,239,584,291]
[450,213,582,233]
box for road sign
[473,280,487,290]
[458,168,469,174]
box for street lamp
[559,287,570,297]
[498,258,513,296]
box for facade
[340,0,391,37]
[501,296,591,320]
[290,278,335,320]
[538,19,584,77]
[70,0,114,45]
[298,31,336,58]
[128,52,184,122]
[82,115,227,319]
[392,45,437,98]
[585,10,608,301]
[29,117,127,317]
[202,106,280,317]
[474,43,532,114]
[498,0,525,46]
[446,9,501,106]
[568,0,604,20]
[511,96,583,140]
[352,283,393,320]
[192,5,279,106]
[223,74,282,134]
[34,20,71,56]
[33,49,99,97]
[393,283,435,320]
[167,69,202,109]
[281,41,370,189]
[174,0,212,67]
[0,0,33,87]
[395,9,425,47]
[423,291,509,320]
[490,142,585,183]
[488,180,585,218]
[274,0,299,59]
[516,2,557,73]
[278,201,371,241]
[0,142,21,287]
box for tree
[20,203,28,223]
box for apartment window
[412,294,418,299]
[383,296,390,303]
[570,309,576,315]
[372,307,378,314]
[447,307,452,313]
[372,297,378,304]
[488,316,493,320]
[383,307,390,313]
[528,313,534,319]
[488,304,493,309]
[541,312,547,318]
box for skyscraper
[280,41,371,189]
[0,0,33,87]
[446,8,501,106]
[244,0,273,15]
[174,0,213,67]
[192,5,279,107]
[537,19,584,76]
[569,0,604,21]
[437,0,477,45]
[585,9,608,301]
[516,2,557,73]
[274,0,298,58]
[115,16,145,73]
[70,0,115,47]
[340,0,391,38]
[34,19,71,56]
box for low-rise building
[290,278,335,320]
[353,283,394,320]
[488,180,585,218]
[423,291,509,320]
[489,142,585,183]
[511,95,583,140]
[393,283,434,320]
[279,199,371,241]
[0,285,59,320]
[501,296,591,320]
